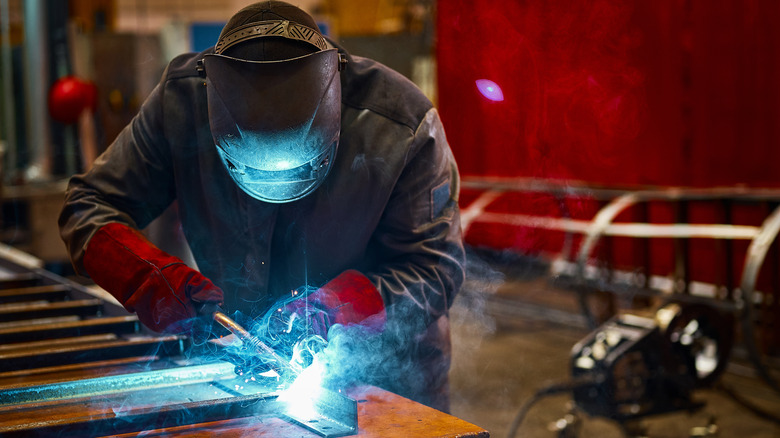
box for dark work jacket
[58,42,465,411]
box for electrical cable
[715,382,780,426]
[506,376,600,438]
[506,377,780,438]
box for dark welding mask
[200,19,344,203]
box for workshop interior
[1,1,780,437]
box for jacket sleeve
[58,80,176,275]
[364,108,466,327]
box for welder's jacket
[59,43,465,410]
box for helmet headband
[215,20,328,55]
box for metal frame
[461,177,780,394]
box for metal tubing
[739,203,780,394]
[0,335,186,372]
[0,361,237,407]
[0,365,357,438]
[0,285,70,303]
[0,315,139,344]
[0,0,16,180]
[0,274,41,289]
[575,193,640,328]
[21,0,51,180]
[0,299,102,322]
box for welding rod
[212,311,303,376]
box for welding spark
[476,79,504,102]
[273,334,329,423]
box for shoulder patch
[431,180,451,220]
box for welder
[58,1,464,412]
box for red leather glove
[274,270,387,340]
[83,222,224,333]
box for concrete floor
[447,253,780,438]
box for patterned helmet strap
[215,20,327,55]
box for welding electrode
[212,311,304,376]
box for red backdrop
[437,0,780,188]
[437,1,780,297]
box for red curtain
[440,1,780,301]
[437,0,780,188]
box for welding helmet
[200,2,344,203]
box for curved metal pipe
[738,203,780,394]
[575,193,640,327]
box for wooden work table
[104,386,489,438]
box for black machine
[507,302,736,438]
[570,303,733,422]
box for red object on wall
[437,0,780,188]
[48,76,98,125]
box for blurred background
[2,1,780,437]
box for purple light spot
[476,79,504,102]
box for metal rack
[0,246,357,437]
[461,177,780,396]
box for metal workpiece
[0,360,357,438]
[0,361,238,407]
[0,315,139,344]
[0,252,194,373]
[0,298,104,322]
[0,274,41,289]
[0,284,70,303]
[282,385,359,438]
[0,249,360,437]
[0,334,187,372]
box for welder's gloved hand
[270,270,387,342]
[83,222,224,334]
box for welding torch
[212,311,304,377]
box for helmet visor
[218,141,336,202]
[203,49,341,203]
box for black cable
[505,389,551,438]
[715,382,780,426]
[506,376,600,438]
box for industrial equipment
[507,302,735,438]
[569,302,733,422]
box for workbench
[0,245,489,438]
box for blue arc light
[476,79,504,102]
